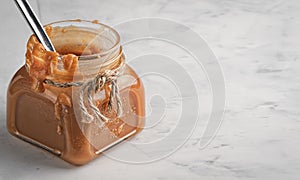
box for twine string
[43,65,123,125]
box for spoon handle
[14,0,56,52]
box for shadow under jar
[6,20,145,165]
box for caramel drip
[54,93,72,135]
[25,26,79,92]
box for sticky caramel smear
[92,20,99,24]
[26,34,79,82]
[25,24,105,83]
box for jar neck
[51,47,124,81]
[25,20,122,82]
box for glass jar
[6,20,145,165]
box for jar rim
[45,19,121,60]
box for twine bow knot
[43,63,124,125]
[79,68,123,124]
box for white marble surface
[1,0,300,179]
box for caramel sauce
[7,23,145,165]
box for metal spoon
[14,0,56,52]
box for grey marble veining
[0,0,300,179]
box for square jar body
[6,65,145,165]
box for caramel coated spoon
[14,0,56,52]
